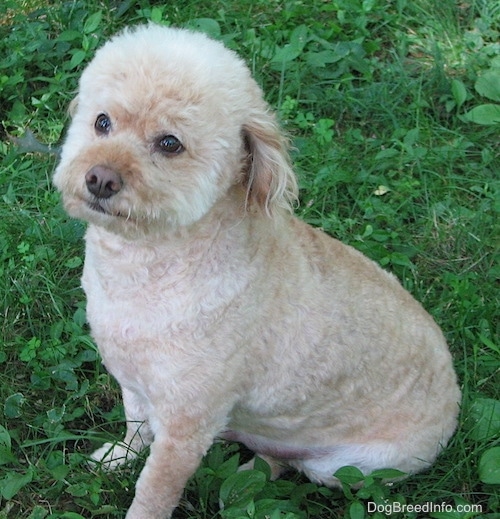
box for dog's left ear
[243,110,298,215]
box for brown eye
[156,135,184,155]
[95,113,112,135]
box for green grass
[1,0,499,517]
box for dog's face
[54,25,297,238]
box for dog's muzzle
[85,165,123,199]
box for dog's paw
[238,455,286,480]
[88,442,138,471]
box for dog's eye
[156,135,184,155]
[95,113,112,135]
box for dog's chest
[81,228,249,377]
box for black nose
[85,165,123,199]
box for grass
[0,0,498,517]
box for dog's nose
[85,165,123,199]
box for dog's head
[53,24,298,237]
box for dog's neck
[84,190,290,276]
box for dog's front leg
[125,422,213,519]
[91,387,153,470]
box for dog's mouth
[87,200,108,214]
[85,199,128,219]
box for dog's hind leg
[290,442,419,488]
[89,387,153,470]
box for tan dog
[53,24,460,519]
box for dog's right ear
[68,96,79,117]
[242,109,298,215]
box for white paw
[88,442,138,470]
[237,455,285,480]
[237,459,255,472]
